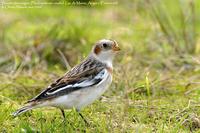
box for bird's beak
[112,41,121,52]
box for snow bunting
[13,39,120,123]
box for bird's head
[92,39,120,67]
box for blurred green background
[1,0,200,132]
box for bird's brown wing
[27,57,106,102]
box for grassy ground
[1,0,200,132]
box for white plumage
[51,69,112,110]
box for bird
[12,39,120,124]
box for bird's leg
[76,109,89,126]
[60,109,66,125]
[60,109,66,119]
[60,109,67,132]
[79,112,89,126]
[60,109,76,130]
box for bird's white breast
[51,69,112,110]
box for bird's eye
[103,43,108,48]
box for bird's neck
[89,53,113,69]
[102,59,113,69]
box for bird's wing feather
[27,57,107,102]
[46,69,107,95]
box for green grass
[1,0,200,132]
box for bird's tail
[12,101,42,117]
